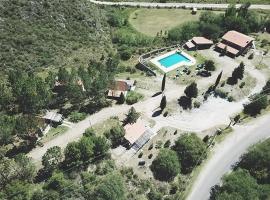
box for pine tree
[118,92,125,104]
[160,96,167,110]
[161,73,166,92]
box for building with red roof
[215,30,254,57]
[184,37,213,50]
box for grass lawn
[40,125,68,143]
[129,9,223,37]
[91,117,122,136]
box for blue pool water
[159,52,191,68]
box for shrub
[193,101,201,108]
[138,152,143,158]
[239,82,245,88]
[126,91,143,105]
[69,112,87,122]
[164,140,171,148]
[204,60,216,71]
[214,89,228,99]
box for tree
[63,142,81,168]
[184,82,198,98]
[3,180,33,200]
[210,169,263,200]
[237,139,270,184]
[243,94,268,116]
[178,96,192,110]
[160,95,167,110]
[78,136,94,162]
[161,73,166,92]
[150,149,180,181]
[173,133,207,173]
[213,71,223,90]
[232,62,245,80]
[94,173,126,200]
[262,80,270,95]
[124,107,140,124]
[105,125,125,148]
[93,136,110,157]
[42,146,62,172]
[204,60,216,71]
[57,67,70,84]
[118,92,125,104]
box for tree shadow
[152,91,162,97]
[152,109,162,117]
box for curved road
[89,0,270,10]
[186,113,270,200]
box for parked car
[138,161,146,166]
[197,70,211,77]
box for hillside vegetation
[0,0,112,71]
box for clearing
[129,9,223,37]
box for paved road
[89,0,270,10]
[186,113,270,200]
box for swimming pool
[150,49,196,73]
[158,52,191,68]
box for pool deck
[150,49,196,73]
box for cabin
[107,79,135,98]
[215,30,254,57]
[184,37,213,51]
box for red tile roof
[192,37,213,45]
[185,41,196,49]
[110,81,129,91]
[124,119,146,144]
[222,31,254,48]
[216,42,239,55]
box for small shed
[43,111,63,125]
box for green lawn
[129,9,224,37]
[40,126,68,143]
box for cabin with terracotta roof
[124,119,155,151]
[107,80,135,98]
[184,37,213,51]
[215,30,254,57]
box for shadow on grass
[152,91,162,97]
[152,109,162,117]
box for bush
[214,89,228,99]
[239,82,245,88]
[126,91,143,105]
[204,60,216,71]
[120,50,132,60]
[138,152,143,158]
[193,101,201,108]
[69,112,87,122]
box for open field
[129,9,223,37]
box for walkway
[89,0,270,10]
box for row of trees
[151,133,207,181]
